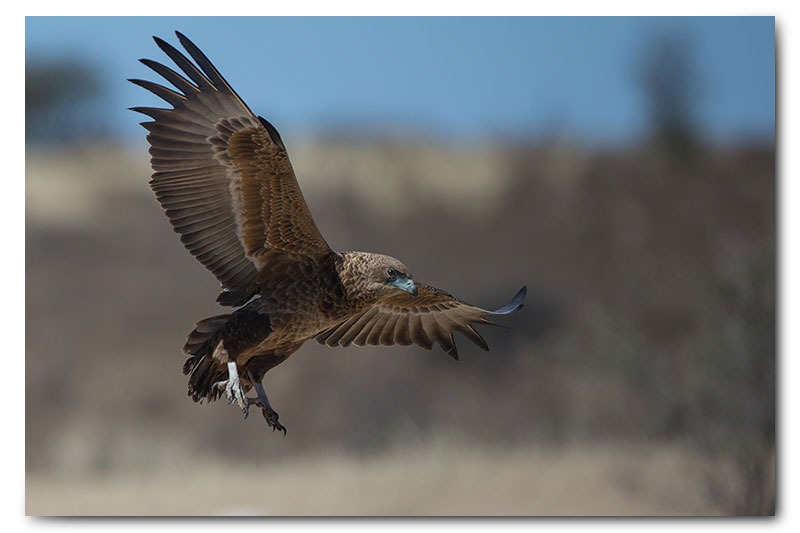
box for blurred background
[25,16,775,515]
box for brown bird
[130,32,526,435]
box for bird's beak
[406,280,418,297]
[392,276,418,297]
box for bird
[130,31,526,435]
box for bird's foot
[247,396,287,436]
[213,362,248,414]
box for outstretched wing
[316,285,526,360]
[130,31,333,305]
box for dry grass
[26,439,731,516]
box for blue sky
[25,16,774,146]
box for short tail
[181,309,272,403]
[182,314,231,403]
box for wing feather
[408,314,433,350]
[393,314,413,346]
[317,285,526,359]
[338,307,381,347]
[139,58,200,96]
[131,32,334,303]
[129,78,186,106]
[378,313,401,346]
[365,312,392,346]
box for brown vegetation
[26,139,774,515]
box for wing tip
[152,34,185,62]
[489,285,527,315]
[127,78,149,90]
[174,30,192,47]
[513,285,527,304]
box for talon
[244,374,287,435]
[257,402,286,434]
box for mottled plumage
[131,32,526,434]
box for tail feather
[180,309,272,404]
[184,314,230,355]
[182,314,231,403]
[185,355,227,403]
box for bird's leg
[213,361,248,415]
[245,370,286,435]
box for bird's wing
[316,285,526,360]
[130,32,333,305]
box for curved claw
[248,398,286,437]
[246,396,287,435]
[242,372,286,435]
[261,406,287,435]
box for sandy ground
[27,440,729,516]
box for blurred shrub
[26,56,107,145]
[638,32,703,161]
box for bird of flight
[130,32,526,435]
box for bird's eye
[386,268,398,279]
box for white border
[9,3,795,532]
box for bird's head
[348,252,418,300]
